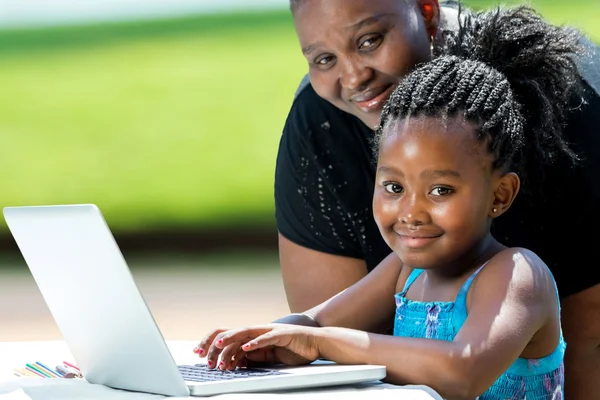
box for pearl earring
[430,35,435,56]
[492,208,498,213]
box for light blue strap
[453,263,488,325]
[402,268,424,293]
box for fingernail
[242,344,250,349]
[198,348,204,355]
[208,360,213,366]
[217,339,223,344]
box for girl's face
[373,116,499,270]
[293,0,437,129]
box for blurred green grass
[0,10,306,233]
[0,1,598,235]
[467,0,600,37]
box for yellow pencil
[16,368,39,378]
[34,362,61,378]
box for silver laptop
[3,204,386,397]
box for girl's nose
[398,196,430,227]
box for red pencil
[63,361,80,372]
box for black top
[274,38,600,300]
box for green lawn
[0,11,306,233]
[0,2,598,235]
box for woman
[274,0,600,398]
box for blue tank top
[393,266,565,399]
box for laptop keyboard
[178,364,289,382]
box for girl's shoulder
[473,247,558,302]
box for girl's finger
[206,331,229,369]
[246,348,279,364]
[242,332,283,352]
[194,328,227,357]
[228,348,247,371]
[237,357,248,369]
[218,326,272,348]
[218,342,242,370]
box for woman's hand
[194,324,321,370]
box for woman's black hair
[376,6,584,187]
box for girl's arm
[313,249,556,400]
[198,253,407,367]
[276,252,408,333]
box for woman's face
[293,0,436,129]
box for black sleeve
[493,81,600,298]
[577,87,600,200]
[477,39,600,298]
[551,80,600,297]
[274,86,364,260]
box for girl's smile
[394,232,444,250]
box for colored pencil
[26,363,52,378]
[35,361,61,378]
[24,366,47,378]
[63,361,80,372]
[21,368,40,378]
[18,368,38,377]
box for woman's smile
[350,83,397,114]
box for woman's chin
[355,112,383,130]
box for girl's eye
[430,187,454,196]
[384,183,403,194]
[359,35,383,50]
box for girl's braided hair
[376,6,584,186]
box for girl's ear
[490,172,520,218]
[419,0,441,39]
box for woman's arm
[279,234,369,314]
[312,249,555,400]
[275,80,391,314]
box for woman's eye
[314,55,334,66]
[384,183,403,194]
[359,35,383,50]
[430,187,453,196]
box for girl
[196,7,582,399]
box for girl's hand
[194,328,248,370]
[195,324,320,370]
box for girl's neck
[426,234,504,284]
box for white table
[0,341,443,400]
